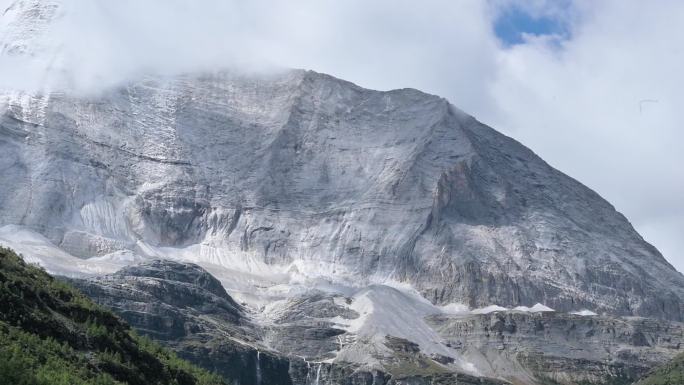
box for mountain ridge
[0,68,682,322]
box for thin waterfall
[256,350,262,385]
[304,357,311,384]
[314,363,322,385]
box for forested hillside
[0,246,226,385]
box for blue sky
[493,3,570,46]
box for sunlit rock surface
[1,69,682,320]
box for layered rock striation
[0,68,682,320]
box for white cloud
[487,0,684,271]
[0,0,682,270]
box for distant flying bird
[639,99,658,113]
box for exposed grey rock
[288,359,509,385]
[112,259,239,312]
[71,259,684,385]
[427,311,684,384]
[73,260,245,339]
[1,68,682,322]
[262,291,355,359]
[69,260,295,385]
[73,260,509,385]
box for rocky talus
[72,260,511,385]
[73,261,684,385]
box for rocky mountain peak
[0,68,682,321]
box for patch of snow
[439,302,471,315]
[0,225,121,276]
[332,295,351,308]
[472,305,509,314]
[323,284,479,375]
[571,309,598,316]
[530,303,554,312]
[87,250,150,265]
[512,303,555,313]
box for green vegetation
[635,352,684,385]
[0,246,226,385]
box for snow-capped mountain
[2,1,684,384]
[1,69,681,320]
